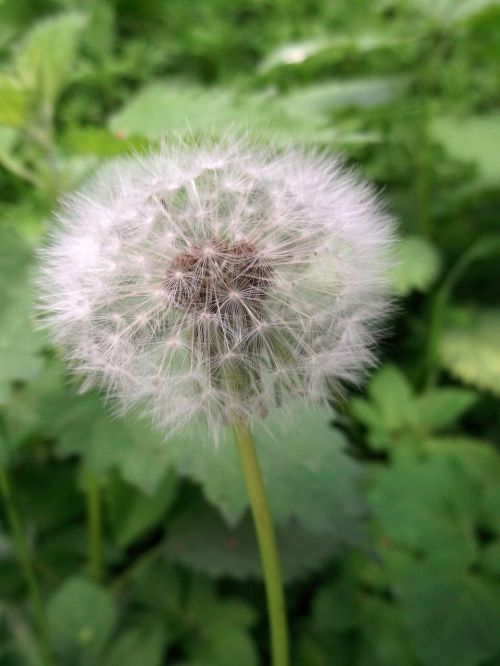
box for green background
[0,0,499,664]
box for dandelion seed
[37,133,396,439]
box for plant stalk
[0,465,55,666]
[84,470,104,583]
[233,421,289,666]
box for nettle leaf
[14,13,87,106]
[351,366,479,451]
[389,235,441,296]
[48,577,117,664]
[431,114,500,186]
[103,622,168,666]
[368,455,477,560]
[398,556,500,666]
[184,579,257,666]
[439,308,500,396]
[166,500,338,582]
[46,389,175,494]
[414,388,478,431]
[106,471,178,549]
[164,405,366,538]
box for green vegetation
[0,1,499,664]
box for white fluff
[38,134,396,439]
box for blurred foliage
[0,0,499,664]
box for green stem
[0,465,55,666]
[421,236,500,387]
[84,470,104,583]
[233,422,289,666]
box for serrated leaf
[104,623,168,666]
[368,365,416,432]
[431,115,500,186]
[439,309,500,396]
[48,577,117,663]
[184,579,257,666]
[15,13,86,106]
[415,388,477,430]
[368,456,477,559]
[107,472,178,548]
[163,406,366,539]
[46,390,175,494]
[389,235,441,296]
[398,557,500,666]
[166,500,338,582]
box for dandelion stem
[233,422,289,666]
[0,465,55,666]
[84,470,104,582]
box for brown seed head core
[163,239,273,314]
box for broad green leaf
[389,235,441,296]
[107,472,178,548]
[0,75,27,128]
[279,77,406,120]
[46,389,175,494]
[104,623,168,666]
[163,406,365,538]
[357,597,415,666]
[259,32,409,72]
[398,557,500,666]
[166,500,338,582]
[415,388,477,430]
[439,308,500,396]
[184,579,257,666]
[409,0,500,25]
[110,81,381,145]
[60,127,149,157]
[15,13,87,106]
[367,365,416,432]
[48,577,117,663]
[0,289,45,404]
[431,115,500,186]
[480,541,500,577]
[368,455,477,559]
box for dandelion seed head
[38,133,396,439]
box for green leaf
[367,365,416,432]
[110,81,382,146]
[439,308,500,396]
[0,75,27,128]
[163,406,365,538]
[166,499,338,582]
[104,623,168,666]
[15,13,87,106]
[47,389,175,494]
[398,557,500,666]
[48,577,117,663]
[415,388,478,430]
[368,455,477,560]
[259,32,409,72]
[184,579,257,666]
[107,472,178,548]
[389,235,441,296]
[431,115,500,186]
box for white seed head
[38,134,396,439]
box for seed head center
[164,239,272,313]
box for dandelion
[38,133,396,666]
